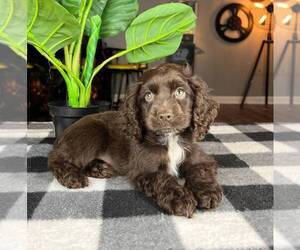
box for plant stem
[72,0,93,78]
[68,42,75,68]
[88,49,129,88]
[64,47,71,69]
[78,0,88,23]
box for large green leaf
[27,0,80,54]
[125,3,196,63]
[0,0,27,59]
[56,0,138,38]
[88,0,138,38]
[56,0,80,17]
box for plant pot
[48,101,111,138]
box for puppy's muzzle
[158,112,174,123]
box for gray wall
[104,0,274,98]
[194,0,272,97]
[274,5,300,101]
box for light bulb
[275,2,290,9]
[282,15,293,25]
[259,15,268,24]
[254,3,265,8]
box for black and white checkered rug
[2,122,293,250]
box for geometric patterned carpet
[2,122,298,249]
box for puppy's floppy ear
[184,64,219,141]
[122,82,142,141]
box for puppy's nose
[158,113,174,122]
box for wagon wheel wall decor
[215,3,254,43]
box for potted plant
[27,0,196,137]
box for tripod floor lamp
[241,1,274,108]
[274,0,300,105]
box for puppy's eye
[175,88,186,99]
[145,92,154,102]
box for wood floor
[216,104,273,124]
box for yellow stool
[106,63,147,108]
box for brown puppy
[48,63,222,218]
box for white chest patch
[167,133,185,177]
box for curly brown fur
[181,144,223,209]
[48,63,221,217]
[190,76,219,141]
[135,171,197,217]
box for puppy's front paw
[190,185,223,209]
[168,188,197,218]
[60,172,89,189]
[85,162,115,178]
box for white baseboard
[273,97,300,104]
[213,96,300,105]
[213,96,272,104]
